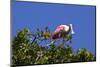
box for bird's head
[60,25,70,32]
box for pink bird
[52,24,75,39]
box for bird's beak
[69,24,75,34]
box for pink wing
[54,25,64,32]
[52,25,64,39]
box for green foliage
[11,28,96,66]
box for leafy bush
[11,27,96,66]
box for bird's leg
[63,38,66,46]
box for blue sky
[11,1,96,55]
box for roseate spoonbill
[45,24,75,46]
[52,24,75,39]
